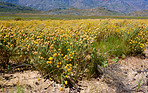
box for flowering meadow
[0,19,147,90]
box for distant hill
[128,9,148,16]
[47,7,123,16]
[1,0,148,13]
[0,1,39,13]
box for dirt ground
[0,48,148,93]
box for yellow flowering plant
[0,19,147,90]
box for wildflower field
[0,19,147,90]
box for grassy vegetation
[0,13,148,20]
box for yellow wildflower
[47,61,50,64]
[49,61,52,64]
[65,66,68,69]
[57,65,59,68]
[53,53,58,57]
[48,57,53,61]
[65,81,68,85]
[60,87,63,91]
[38,78,41,81]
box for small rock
[137,70,142,73]
[124,71,128,74]
[132,78,136,81]
[135,73,138,76]
[4,76,9,80]
[146,75,148,78]
[35,82,39,85]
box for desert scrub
[0,19,147,90]
[0,25,22,68]
[31,30,105,88]
[95,20,147,58]
[127,25,147,55]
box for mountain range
[1,0,148,13]
[46,7,123,16]
[0,1,124,16]
[129,9,148,16]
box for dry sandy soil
[0,49,147,93]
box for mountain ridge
[1,0,148,13]
[0,1,123,16]
[46,7,123,16]
[128,9,148,16]
[0,1,39,13]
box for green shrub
[14,18,22,21]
